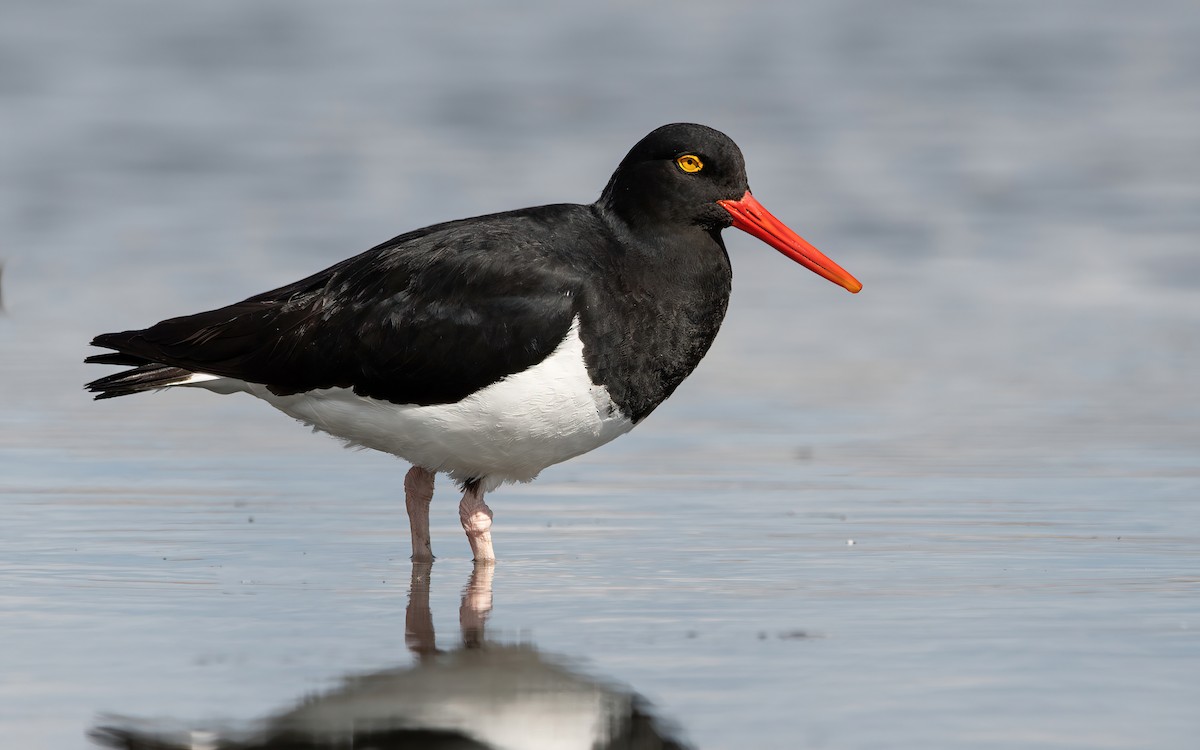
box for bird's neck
[592,200,727,270]
[580,203,733,424]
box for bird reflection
[91,563,689,750]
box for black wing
[87,207,590,405]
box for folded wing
[86,214,583,406]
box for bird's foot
[459,483,495,562]
[462,511,495,563]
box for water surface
[2,2,1198,748]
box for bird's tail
[84,358,196,400]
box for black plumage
[85,123,861,561]
[87,124,751,423]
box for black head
[598,123,862,293]
[599,123,749,232]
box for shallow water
[2,1,1199,748]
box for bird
[85,123,861,563]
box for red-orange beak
[718,191,862,294]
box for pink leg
[458,481,495,562]
[404,466,436,562]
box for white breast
[220,319,633,490]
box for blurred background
[2,1,1198,748]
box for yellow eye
[676,154,704,173]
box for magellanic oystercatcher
[85,123,861,562]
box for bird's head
[601,123,861,294]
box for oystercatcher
[86,123,861,562]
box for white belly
[214,320,633,490]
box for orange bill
[718,191,862,294]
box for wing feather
[88,208,587,405]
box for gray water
[2,1,1199,748]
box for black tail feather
[85,364,195,400]
[84,351,154,367]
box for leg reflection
[404,562,436,658]
[405,561,496,655]
[460,562,494,649]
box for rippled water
[2,1,1199,748]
